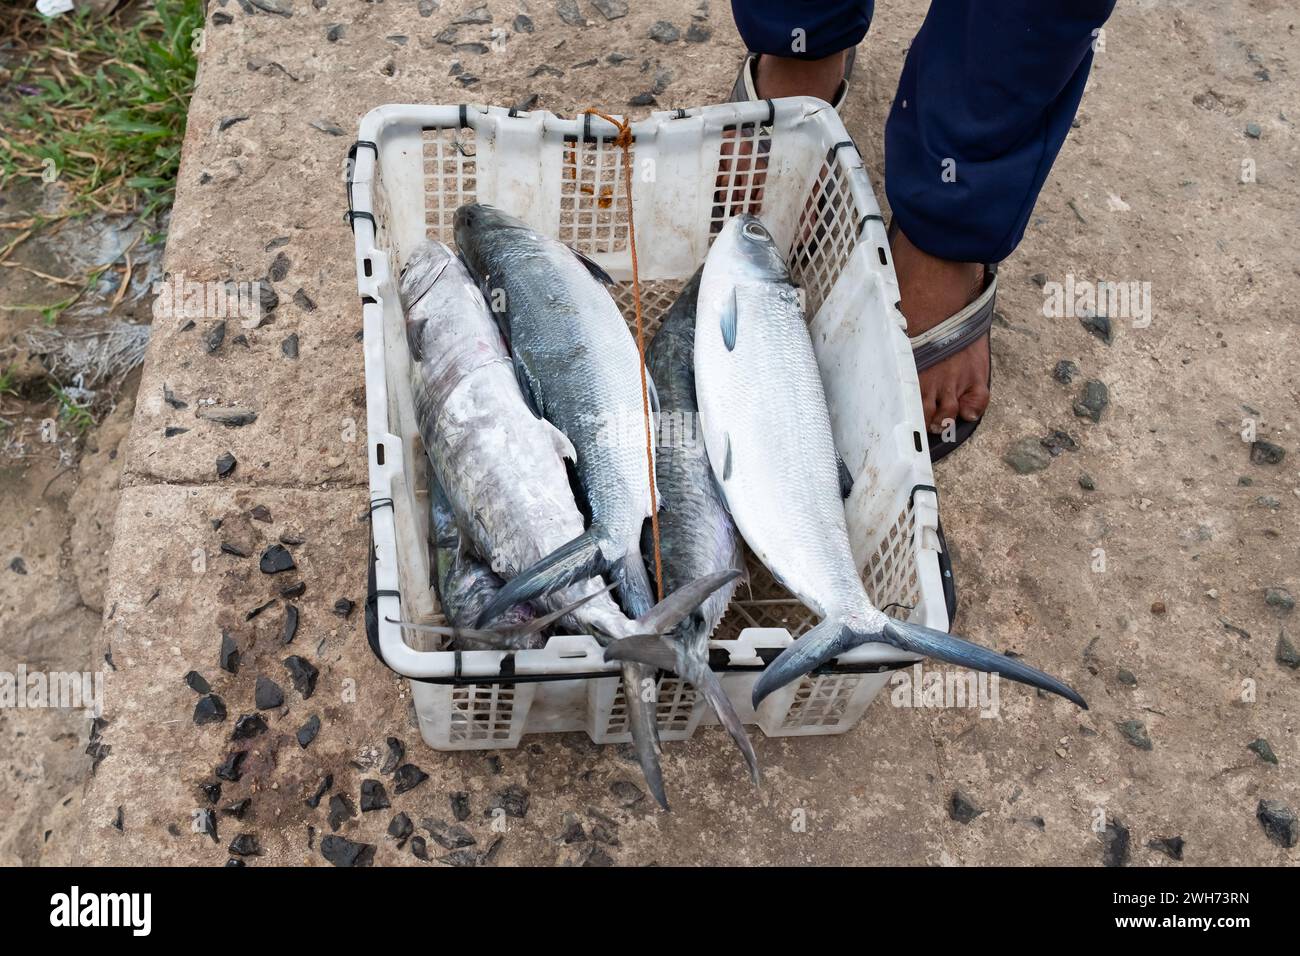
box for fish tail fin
[394,583,617,651]
[630,570,742,636]
[605,632,760,787]
[622,662,669,809]
[751,613,1088,710]
[474,527,610,628]
[611,547,655,619]
[880,618,1088,709]
[751,616,851,708]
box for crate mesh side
[422,126,478,242]
[610,279,684,339]
[559,135,633,254]
[788,159,857,318]
[863,497,922,617]
[604,677,696,735]
[710,121,773,237]
[781,673,864,729]
[448,683,516,743]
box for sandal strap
[910,266,998,373]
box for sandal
[909,262,997,463]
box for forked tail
[751,615,1088,710]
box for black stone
[1073,379,1109,423]
[10,557,28,575]
[280,581,306,599]
[649,20,680,43]
[260,544,296,574]
[246,598,276,620]
[221,542,249,558]
[1277,631,1300,669]
[216,452,237,478]
[555,0,583,26]
[1256,800,1298,848]
[232,714,268,740]
[425,819,475,850]
[629,92,657,107]
[1251,440,1285,465]
[163,383,188,409]
[204,321,226,353]
[580,844,614,866]
[196,808,217,841]
[410,836,429,861]
[326,23,344,41]
[1079,313,1112,344]
[608,781,642,808]
[250,505,272,523]
[281,333,299,358]
[197,406,257,428]
[381,737,405,775]
[296,715,320,749]
[194,694,227,726]
[512,13,533,32]
[164,426,189,438]
[1147,836,1184,860]
[255,676,285,710]
[229,833,261,856]
[201,782,222,804]
[1102,820,1130,866]
[450,791,471,822]
[224,858,244,867]
[360,780,391,812]
[269,252,290,282]
[485,784,530,818]
[686,22,710,42]
[184,671,211,694]
[1117,719,1152,750]
[333,597,355,618]
[393,764,429,795]
[307,774,333,809]
[222,798,251,819]
[218,631,240,674]
[280,605,299,645]
[328,793,356,831]
[1248,737,1278,765]
[559,812,587,844]
[1040,430,1078,456]
[284,655,318,698]
[948,790,984,824]
[1052,359,1078,384]
[215,751,246,782]
[388,812,414,847]
[321,834,374,867]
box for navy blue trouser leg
[732,0,1115,263]
[885,0,1116,263]
[732,0,874,59]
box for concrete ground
[16,0,1297,865]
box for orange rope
[583,107,665,603]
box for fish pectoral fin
[543,419,578,463]
[512,355,546,420]
[604,635,679,672]
[720,287,738,351]
[836,451,854,500]
[567,245,616,286]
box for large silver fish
[403,237,734,807]
[693,216,1087,710]
[604,270,759,784]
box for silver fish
[427,470,538,648]
[693,216,1087,710]
[604,270,759,785]
[403,236,734,807]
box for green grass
[0,0,204,220]
[49,384,96,434]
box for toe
[958,379,990,422]
[934,384,961,436]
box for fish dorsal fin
[720,287,738,351]
[567,245,615,286]
[836,452,854,500]
[722,432,733,481]
[513,356,545,420]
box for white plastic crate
[349,99,953,752]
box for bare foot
[890,228,990,434]
[754,52,846,103]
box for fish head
[453,203,534,267]
[714,214,790,284]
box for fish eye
[741,219,769,242]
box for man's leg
[730,0,874,103]
[886,0,1116,433]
